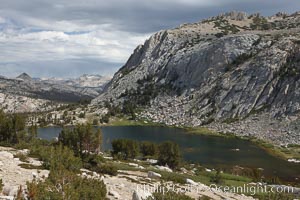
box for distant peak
[16,73,32,80]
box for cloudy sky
[0,0,299,78]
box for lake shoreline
[103,117,300,163]
[37,117,300,163]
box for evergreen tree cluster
[0,110,27,144]
[111,139,181,169]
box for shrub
[82,154,105,169]
[199,195,213,200]
[111,139,139,160]
[215,32,225,38]
[92,119,99,125]
[0,179,3,192]
[79,112,85,118]
[122,100,136,119]
[225,53,253,72]
[95,164,118,176]
[158,141,181,169]
[161,172,186,184]
[210,169,223,184]
[254,192,296,200]
[73,177,107,199]
[149,191,194,200]
[16,186,24,200]
[18,163,44,170]
[48,145,82,173]
[100,114,110,124]
[27,174,107,200]
[140,141,158,158]
[14,152,29,163]
[26,145,100,200]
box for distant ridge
[0,73,111,103]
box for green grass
[183,127,238,139]
[105,160,143,171]
[253,139,300,160]
[105,158,252,188]
[184,127,218,136]
[146,166,252,187]
[103,117,163,127]
[199,195,213,200]
[252,191,297,200]
[96,156,299,199]
[101,156,299,199]
[14,153,29,163]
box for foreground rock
[0,146,258,200]
[0,92,53,113]
[132,190,152,200]
[0,147,49,197]
[101,170,255,200]
[155,165,173,172]
[186,178,198,186]
[147,171,161,179]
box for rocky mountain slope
[91,11,300,145]
[0,92,56,113]
[0,73,110,103]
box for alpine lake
[38,125,300,182]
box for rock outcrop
[0,73,111,104]
[0,147,49,198]
[0,73,111,112]
[0,92,54,113]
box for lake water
[38,126,300,181]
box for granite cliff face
[92,11,300,144]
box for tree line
[58,126,182,169]
[111,139,181,169]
